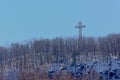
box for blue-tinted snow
[46,58,120,80]
[3,67,21,80]
[3,58,120,80]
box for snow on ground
[3,67,21,80]
[2,58,120,80]
[46,58,120,80]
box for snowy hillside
[46,58,120,80]
[1,58,120,80]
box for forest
[0,33,120,80]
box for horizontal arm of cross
[75,26,85,28]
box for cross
[73,22,85,64]
[75,22,85,39]
[72,21,85,65]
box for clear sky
[0,0,120,46]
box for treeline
[0,34,120,71]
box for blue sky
[0,0,120,46]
